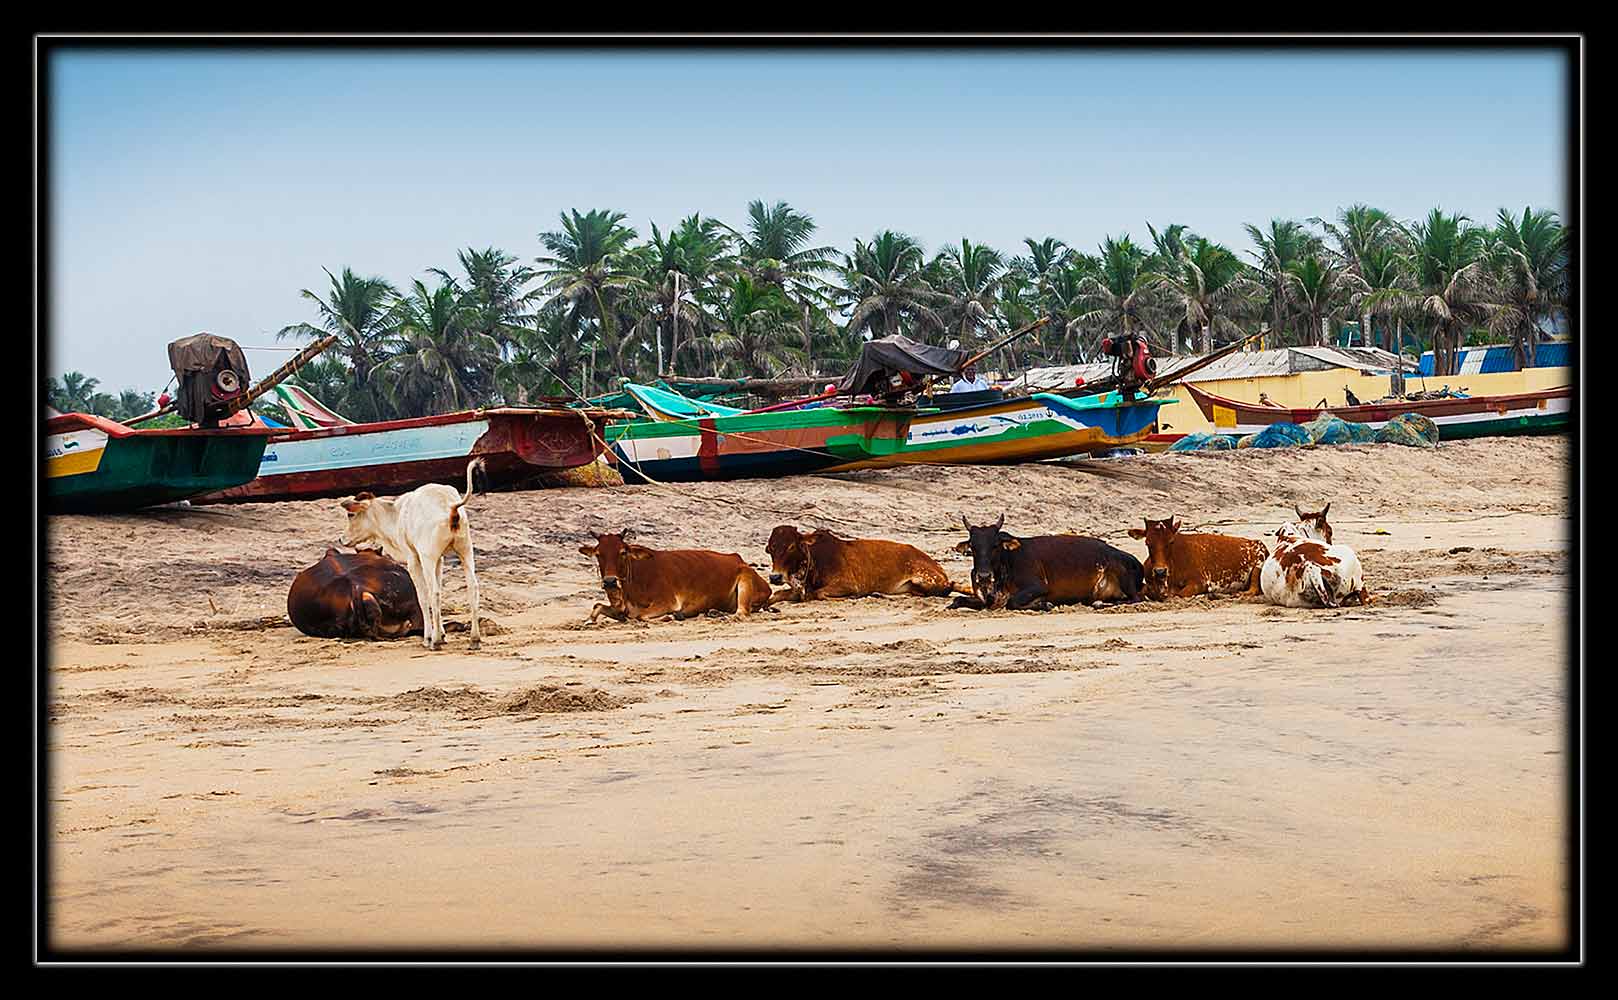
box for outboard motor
[166,333,252,428]
[1098,333,1156,389]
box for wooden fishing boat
[193,406,628,504]
[834,389,1172,470]
[46,411,276,513]
[606,386,914,482]
[1185,383,1572,439]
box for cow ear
[626,546,652,561]
[1126,528,1146,539]
[953,540,972,554]
[578,544,598,556]
[340,498,368,514]
[1000,537,1021,551]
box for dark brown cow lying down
[580,529,774,623]
[765,525,966,602]
[1126,517,1268,600]
[288,548,424,639]
[949,514,1144,611]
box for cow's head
[1274,522,1306,546]
[1126,516,1181,596]
[579,529,642,592]
[955,513,1016,604]
[765,525,808,586]
[1293,503,1333,544]
[337,492,396,554]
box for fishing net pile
[1300,414,1377,445]
[1235,423,1314,449]
[1167,432,1240,452]
[1374,412,1441,448]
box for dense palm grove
[49,200,1569,423]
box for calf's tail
[450,457,488,530]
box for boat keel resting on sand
[46,411,276,514]
[193,406,629,504]
[1186,383,1571,440]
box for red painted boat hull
[193,407,624,504]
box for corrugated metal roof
[1019,346,1410,390]
[1417,341,1572,376]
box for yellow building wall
[1154,367,1573,436]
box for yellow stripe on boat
[46,445,106,478]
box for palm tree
[1356,243,1413,356]
[1150,234,1262,354]
[1489,206,1568,369]
[431,247,539,359]
[834,231,948,344]
[638,214,732,376]
[1245,219,1324,344]
[932,239,1008,352]
[1284,255,1370,347]
[1310,204,1397,349]
[47,371,100,412]
[277,267,399,422]
[382,278,499,416]
[698,276,804,378]
[535,209,645,393]
[725,200,839,375]
[1400,209,1500,377]
[1072,236,1165,357]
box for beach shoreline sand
[44,436,1572,952]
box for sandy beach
[43,436,1573,953]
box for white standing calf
[1260,520,1369,609]
[338,459,486,650]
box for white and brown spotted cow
[1260,519,1369,609]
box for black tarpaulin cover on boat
[838,335,968,396]
[167,333,251,425]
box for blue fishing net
[1344,420,1379,443]
[1168,432,1237,452]
[1300,414,1357,445]
[1375,412,1441,447]
[1236,423,1313,449]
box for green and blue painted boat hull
[605,404,914,483]
[832,390,1170,470]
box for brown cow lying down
[580,529,774,623]
[1126,517,1268,600]
[949,514,1144,611]
[288,548,424,639]
[764,525,966,602]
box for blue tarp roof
[1418,341,1571,376]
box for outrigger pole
[123,332,340,427]
[1139,329,1267,395]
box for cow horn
[1295,504,1306,520]
[995,512,1005,531]
[961,513,971,531]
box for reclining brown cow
[949,514,1144,611]
[287,548,424,639]
[580,529,774,623]
[765,525,966,602]
[1125,516,1268,600]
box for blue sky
[47,47,1571,391]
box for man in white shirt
[950,363,991,394]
